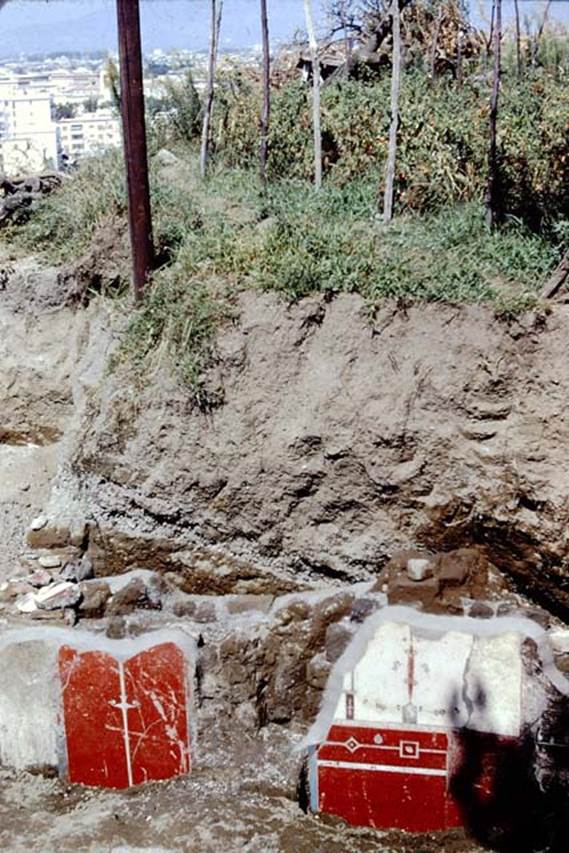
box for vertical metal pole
[116,0,154,303]
[259,0,271,185]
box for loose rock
[78,581,111,618]
[38,555,62,570]
[407,558,433,582]
[106,577,162,616]
[36,581,81,611]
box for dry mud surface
[0,730,482,853]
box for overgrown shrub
[159,70,202,143]
[212,68,569,231]
[6,149,126,262]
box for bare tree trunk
[259,0,271,185]
[534,0,552,65]
[383,0,401,224]
[200,0,223,180]
[456,24,464,86]
[303,0,322,188]
[344,25,353,77]
[485,0,502,229]
[514,0,522,77]
[541,250,569,299]
[430,6,443,85]
[484,0,495,72]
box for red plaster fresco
[58,642,190,789]
[315,723,518,832]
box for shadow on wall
[302,609,569,849]
[448,669,569,852]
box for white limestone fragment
[406,558,432,582]
[38,555,62,569]
[16,592,38,614]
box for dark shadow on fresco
[448,640,569,852]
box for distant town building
[0,48,256,175]
[56,110,121,164]
[0,62,121,173]
[0,88,58,174]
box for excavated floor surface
[0,733,483,853]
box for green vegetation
[2,38,568,399]
[213,71,569,231]
[9,150,126,264]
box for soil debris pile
[0,173,62,229]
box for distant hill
[0,0,320,59]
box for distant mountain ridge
[0,1,567,60]
[0,0,317,59]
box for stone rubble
[37,555,62,570]
[0,173,63,229]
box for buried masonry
[305,606,569,834]
[0,604,568,844]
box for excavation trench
[1,256,568,851]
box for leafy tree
[54,102,77,121]
[162,71,202,141]
[83,96,99,114]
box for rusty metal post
[116,0,154,303]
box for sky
[0,1,567,60]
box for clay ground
[0,730,482,853]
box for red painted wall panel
[125,643,191,785]
[315,724,518,832]
[316,724,460,832]
[318,764,450,832]
[59,646,129,789]
[58,642,191,789]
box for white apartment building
[0,90,58,174]
[0,66,100,104]
[0,65,121,172]
[49,67,100,104]
[57,110,121,163]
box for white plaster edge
[304,605,569,749]
[0,625,197,661]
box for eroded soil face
[0,260,74,583]
[69,292,569,619]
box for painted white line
[117,661,134,788]
[329,718,452,733]
[318,759,447,777]
[324,740,446,755]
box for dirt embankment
[0,251,114,585]
[2,249,568,619]
[43,290,567,621]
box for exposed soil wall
[56,291,569,620]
